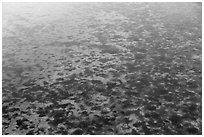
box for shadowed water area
[2,2,202,135]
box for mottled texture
[2,3,202,135]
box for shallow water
[2,2,202,135]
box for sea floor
[2,2,202,135]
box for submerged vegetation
[2,3,202,135]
